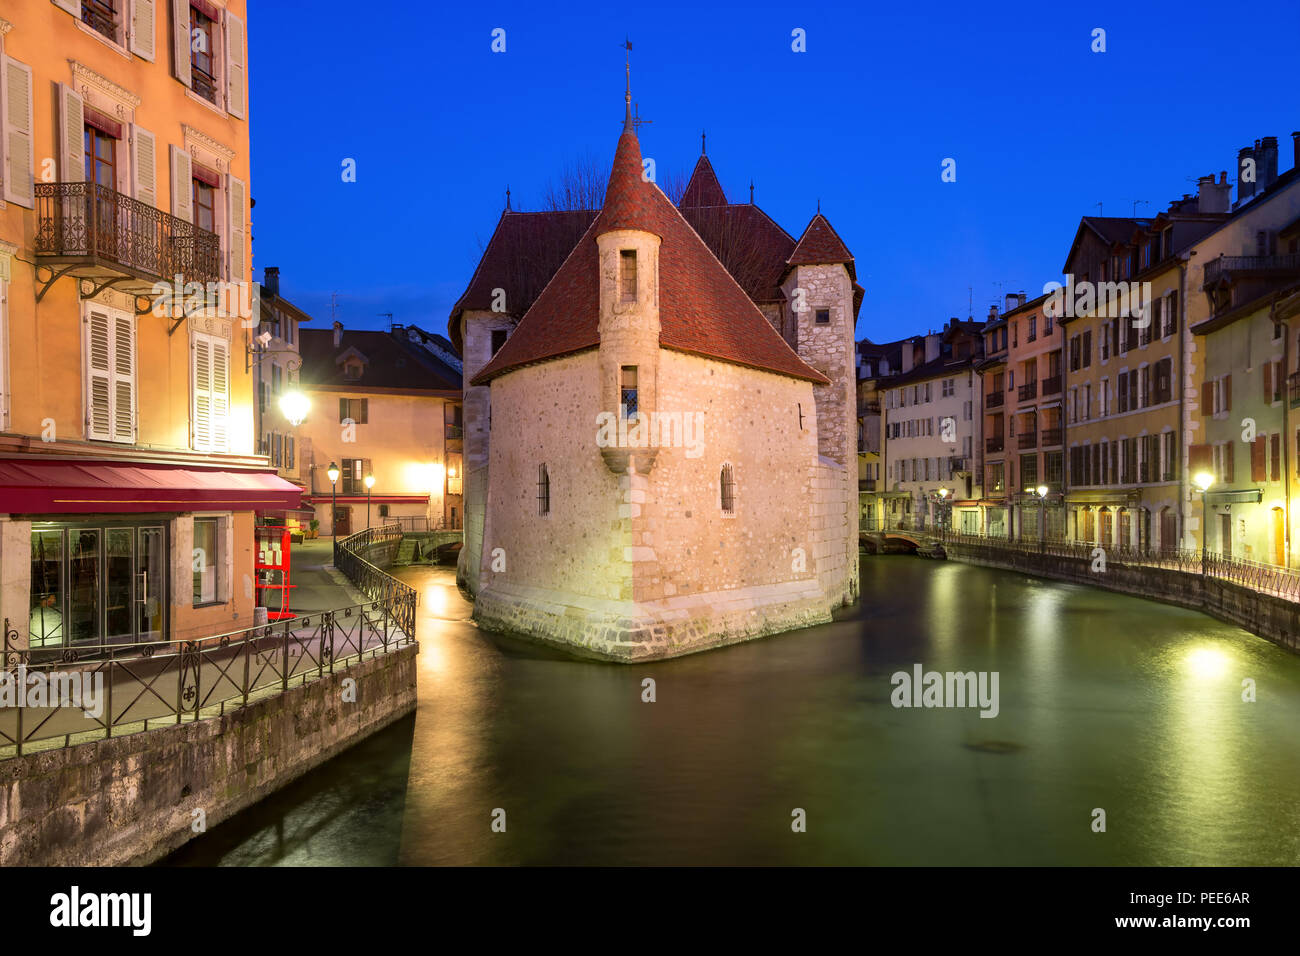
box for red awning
[0,458,303,514]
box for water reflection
[165,556,1300,866]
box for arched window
[720,464,735,515]
[537,464,550,516]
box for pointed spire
[749,179,754,203]
[680,153,727,207]
[505,185,511,211]
[701,129,707,155]
[623,38,633,132]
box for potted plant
[307,519,320,540]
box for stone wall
[0,644,418,866]
[943,542,1300,654]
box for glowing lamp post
[327,462,340,544]
[279,391,310,427]
[365,473,375,530]
[1035,485,1048,551]
[1194,472,1215,577]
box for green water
[164,557,1300,866]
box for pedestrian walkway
[286,539,367,614]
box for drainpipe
[1275,294,1292,568]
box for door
[68,529,101,645]
[1272,508,1285,567]
[105,528,134,643]
[1219,513,1233,558]
[333,507,351,536]
[137,526,166,641]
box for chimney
[262,266,279,297]
[901,339,915,374]
[1258,136,1279,190]
[1197,174,1231,214]
[1237,145,1257,203]
[988,304,998,321]
[332,320,343,348]
[925,332,941,363]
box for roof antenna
[379,312,394,331]
[817,198,821,214]
[1131,199,1149,216]
[1096,202,1103,215]
[505,185,511,211]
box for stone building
[447,93,861,660]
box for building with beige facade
[295,323,462,537]
[452,93,860,661]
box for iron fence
[334,524,418,637]
[1,602,409,756]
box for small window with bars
[538,464,551,516]
[620,366,638,418]
[720,464,736,515]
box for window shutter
[1,56,35,207]
[131,125,157,208]
[52,0,82,15]
[1224,441,1234,482]
[224,11,246,119]
[1271,434,1281,481]
[169,144,192,222]
[130,0,157,61]
[171,0,192,87]
[360,398,369,424]
[211,337,229,451]
[1189,443,1211,474]
[226,174,246,281]
[1201,381,1212,415]
[86,308,113,440]
[1251,437,1266,482]
[1224,374,1232,411]
[110,313,137,442]
[339,398,347,423]
[193,334,212,450]
[59,83,85,183]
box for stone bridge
[860,529,946,557]
[394,530,463,565]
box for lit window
[193,517,219,606]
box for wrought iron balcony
[986,391,1005,408]
[1041,426,1063,447]
[1041,374,1062,396]
[859,479,877,492]
[1202,253,1300,290]
[1017,431,1038,450]
[1018,382,1038,402]
[34,182,221,297]
[986,436,1004,454]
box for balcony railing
[986,436,1005,454]
[1017,431,1038,449]
[445,424,464,440]
[1290,372,1300,409]
[1041,426,1063,447]
[35,182,221,288]
[986,391,1005,408]
[1041,374,1062,396]
[1018,382,1038,401]
[859,479,877,492]
[1202,253,1300,289]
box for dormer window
[620,250,637,302]
[343,360,363,381]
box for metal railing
[936,530,1300,601]
[1,602,409,756]
[986,436,1005,453]
[1203,253,1300,288]
[1017,431,1037,449]
[986,391,1005,408]
[1041,426,1063,447]
[35,182,222,286]
[1018,382,1037,401]
[334,524,418,638]
[1041,374,1062,396]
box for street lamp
[1035,484,1048,551]
[937,487,949,535]
[327,461,340,544]
[1194,471,1215,577]
[364,473,375,530]
[279,391,310,427]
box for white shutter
[131,125,157,208]
[86,308,113,441]
[224,11,246,119]
[59,83,85,184]
[112,313,136,442]
[211,337,229,452]
[130,0,157,61]
[1,56,35,207]
[226,174,246,281]
[193,333,212,450]
[171,0,191,87]
[169,144,192,222]
[52,0,82,15]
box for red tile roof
[680,154,728,207]
[446,208,597,354]
[680,203,795,303]
[787,213,856,277]
[471,128,828,387]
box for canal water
[164,557,1300,866]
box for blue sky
[245,0,1300,345]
